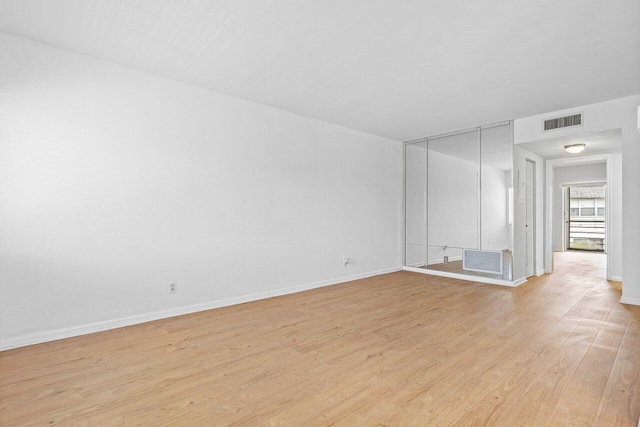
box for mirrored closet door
[404,122,513,282]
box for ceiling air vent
[543,113,582,131]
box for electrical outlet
[343,257,350,266]
[169,282,177,294]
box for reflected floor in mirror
[424,250,513,281]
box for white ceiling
[517,128,622,160]
[1,0,639,141]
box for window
[570,208,579,216]
[597,207,605,216]
[581,207,595,216]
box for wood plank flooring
[1,251,639,425]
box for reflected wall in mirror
[404,140,426,267]
[427,130,478,265]
[404,122,513,282]
[480,124,512,252]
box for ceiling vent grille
[544,113,582,131]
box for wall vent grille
[544,113,582,131]
[463,249,503,275]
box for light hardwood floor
[1,251,639,425]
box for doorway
[546,153,613,281]
[516,129,620,283]
[563,184,606,252]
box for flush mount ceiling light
[564,143,586,154]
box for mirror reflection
[404,123,513,281]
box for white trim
[610,276,623,282]
[561,186,567,252]
[560,180,607,253]
[404,137,427,145]
[536,269,546,277]
[407,261,425,268]
[403,266,517,287]
[513,277,528,286]
[545,153,613,280]
[477,128,482,250]
[545,160,554,273]
[402,142,407,265]
[560,181,606,187]
[620,296,640,306]
[0,266,402,351]
[525,158,537,277]
[424,139,428,265]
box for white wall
[427,149,478,252]
[0,34,403,348]
[426,151,511,264]
[481,166,510,251]
[552,163,606,251]
[514,95,640,303]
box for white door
[564,187,570,251]
[525,160,535,278]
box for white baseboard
[513,277,527,286]
[535,269,545,277]
[407,261,425,268]
[620,295,640,306]
[403,266,517,287]
[609,276,623,282]
[0,266,402,351]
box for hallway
[553,250,608,282]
